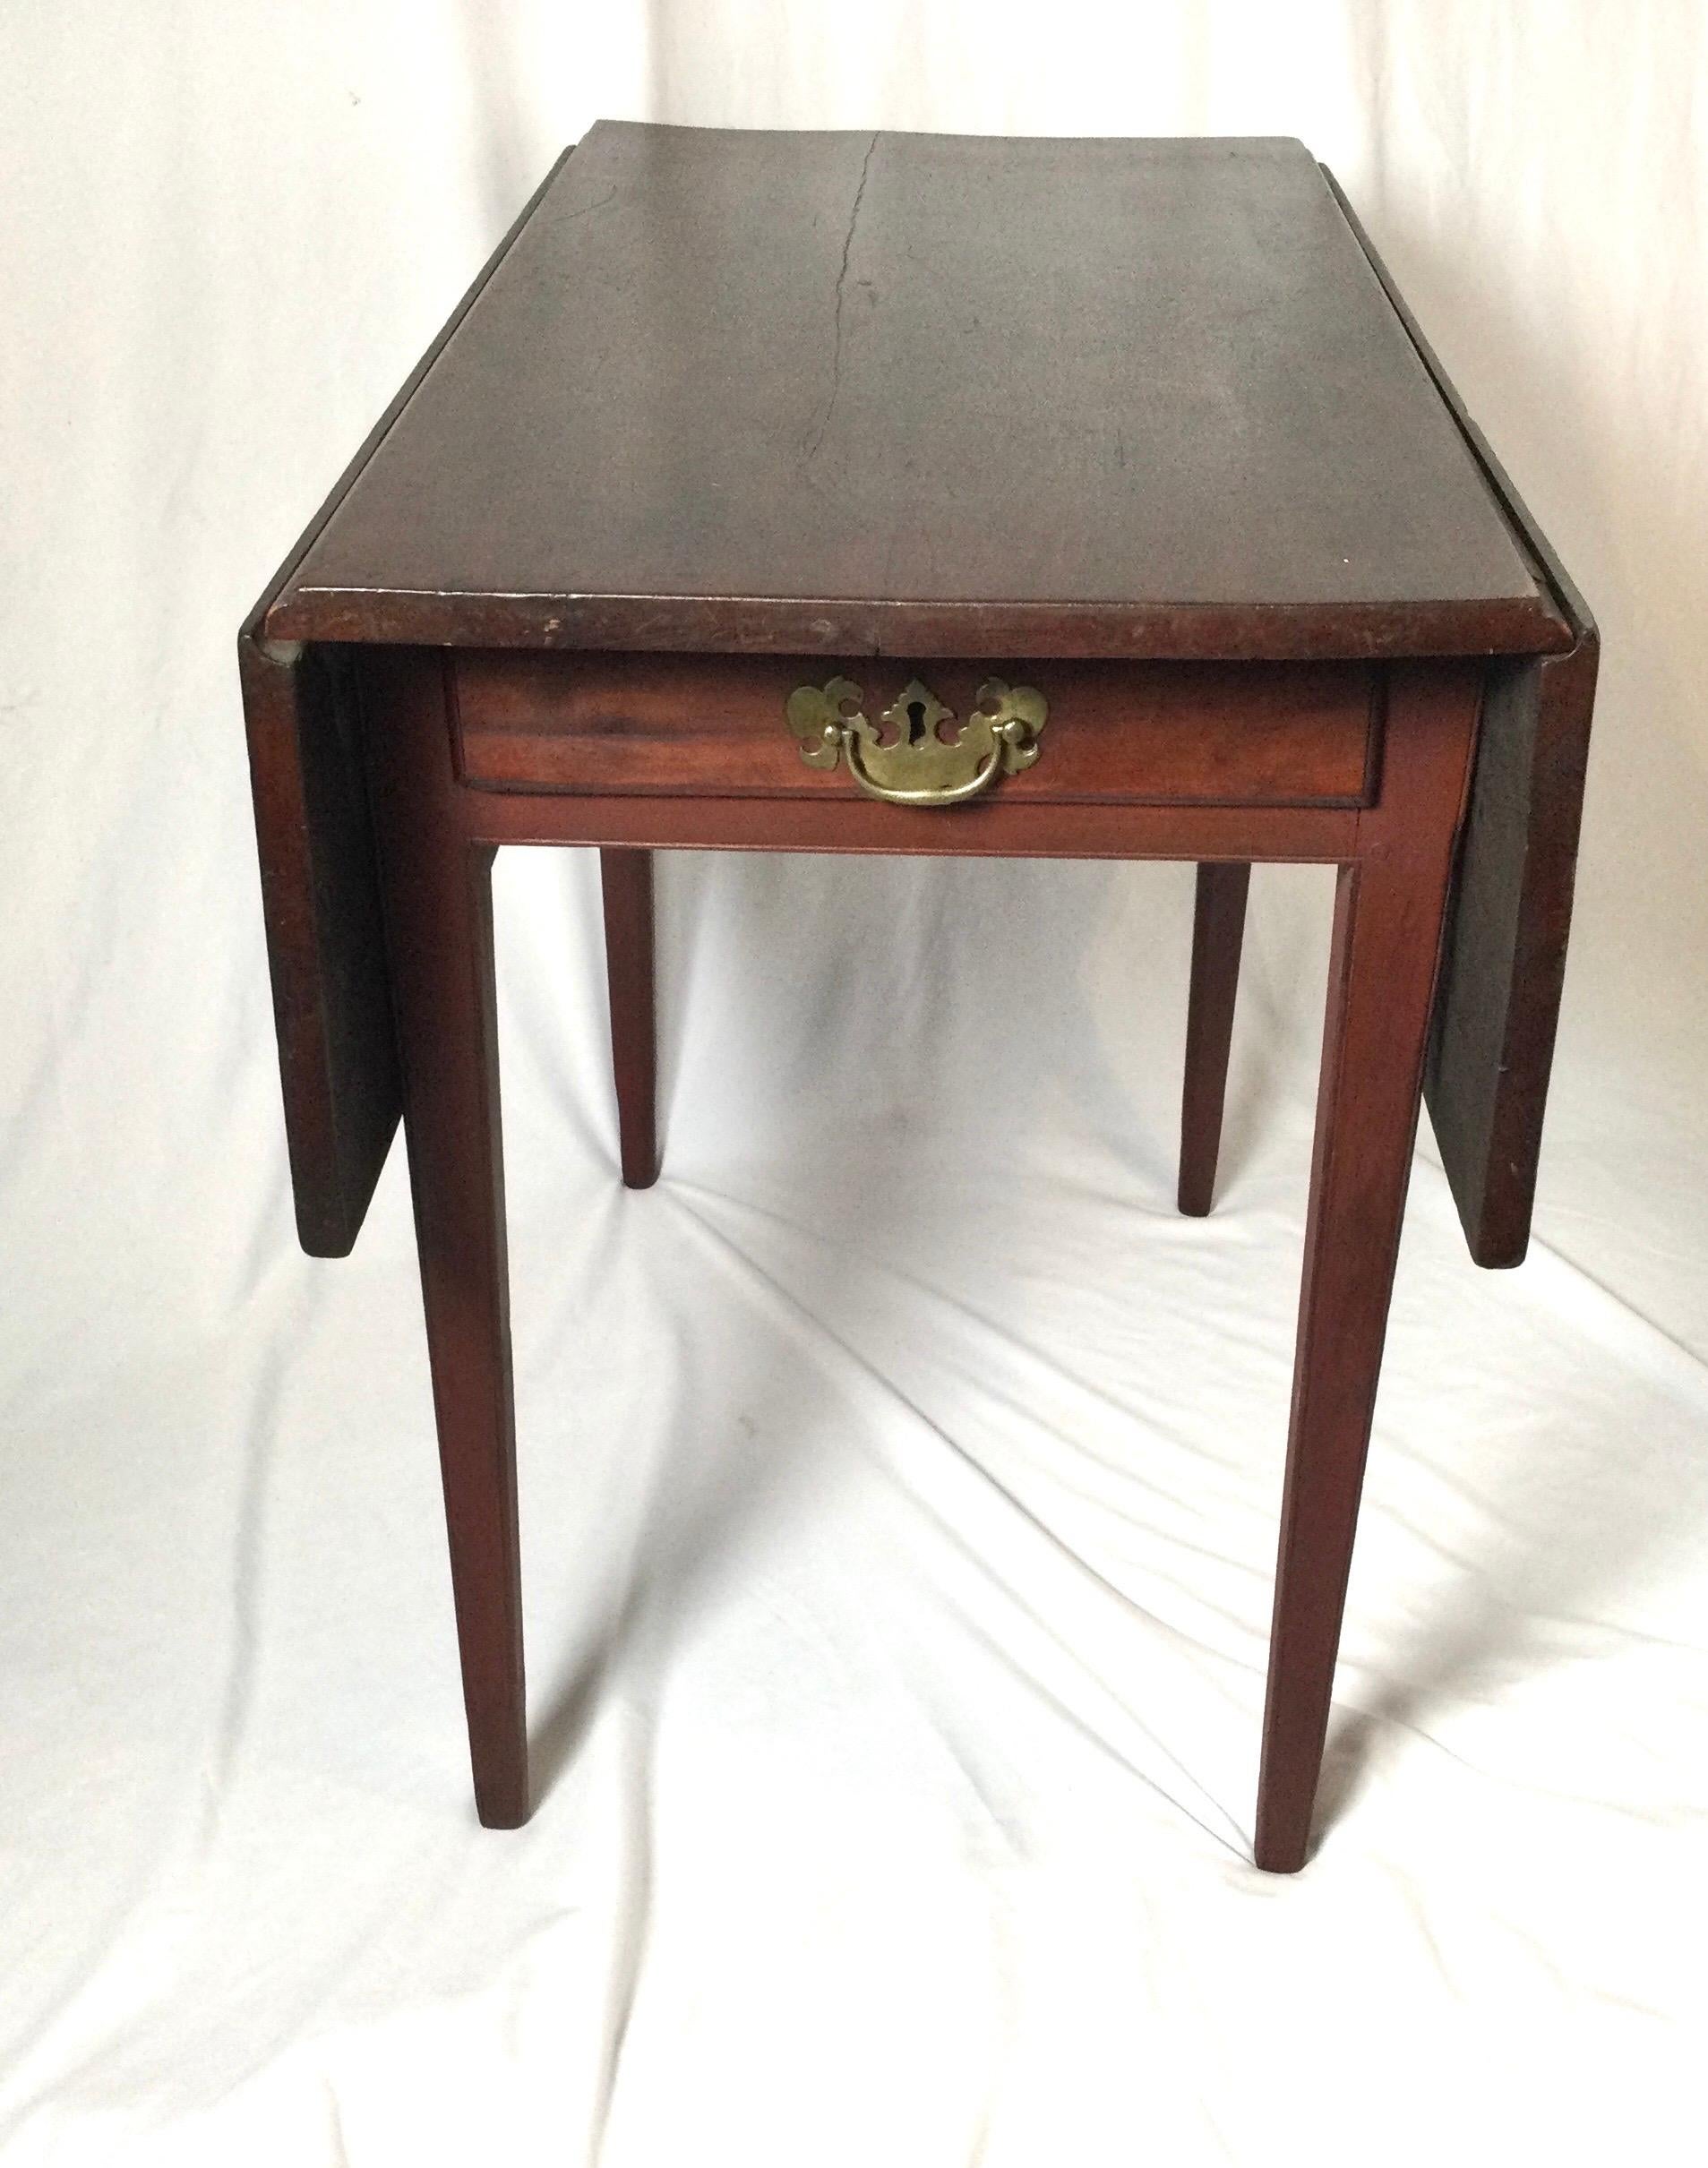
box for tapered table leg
[599,847,660,1188]
[1179,861,1250,1215]
[1254,667,1480,1872]
[365,654,528,1829]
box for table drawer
[451,652,1380,808]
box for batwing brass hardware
[785,675,1048,806]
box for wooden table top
[244,124,1596,1273]
[265,124,1567,662]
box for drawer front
[451,652,1380,808]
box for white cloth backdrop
[4,4,1706,2161]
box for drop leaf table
[239,124,1596,1872]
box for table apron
[458,788,1363,861]
[450,651,1381,811]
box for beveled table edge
[263,588,1573,660]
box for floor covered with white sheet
[4,849,1704,2164]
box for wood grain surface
[266,124,1566,662]
[451,651,1378,804]
[237,636,398,1256]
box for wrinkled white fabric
[3,4,1706,2163]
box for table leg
[1254,666,1479,1871]
[1179,861,1250,1215]
[1255,861,1432,1869]
[599,847,660,1188]
[366,657,528,1829]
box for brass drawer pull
[785,675,1048,805]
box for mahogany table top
[264,124,1568,664]
[242,124,1595,1269]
